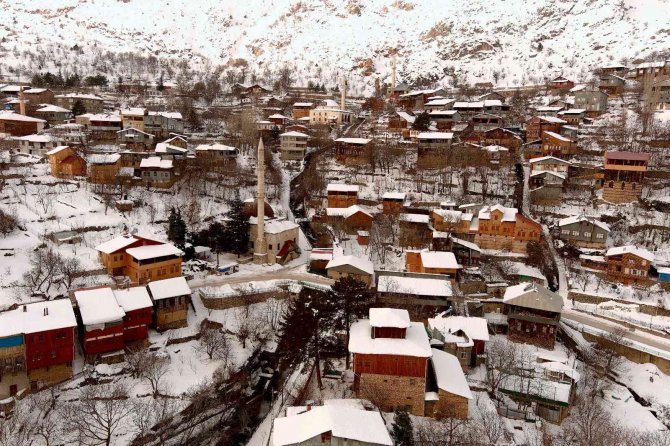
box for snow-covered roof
[433,209,463,222]
[428,315,489,341]
[429,110,459,117]
[113,287,153,313]
[36,104,71,113]
[326,205,373,219]
[139,156,173,169]
[425,98,454,106]
[349,318,431,357]
[559,108,586,115]
[74,287,126,326]
[149,111,182,120]
[536,115,567,124]
[121,107,146,116]
[94,234,138,254]
[280,131,308,138]
[0,299,77,338]
[529,156,572,165]
[543,131,573,142]
[87,113,122,122]
[503,283,563,313]
[430,348,473,399]
[195,143,237,152]
[383,191,406,200]
[498,373,572,404]
[293,102,314,107]
[417,132,453,140]
[326,255,374,275]
[400,213,429,224]
[453,101,484,108]
[558,215,610,232]
[155,143,187,154]
[419,251,461,269]
[508,262,547,282]
[327,183,359,193]
[18,134,53,143]
[452,237,481,252]
[126,243,182,260]
[147,276,191,301]
[118,127,153,136]
[0,111,46,123]
[396,111,416,123]
[335,137,371,145]
[377,275,452,297]
[264,219,300,235]
[45,145,71,156]
[538,361,581,383]
[309,249,334,261]
[478,204,517,222]
[272,405,392,446]
[88,154,121,164]
[268,113,288,119]
[605,245,654,262]
[55,93,103,101]
[369,308,410,328]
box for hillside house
[21,88,54,105]
[428,315,489,368]
[405,250,461,279]
[428,110,460,130]
[417,132,453,168]
[326,255,374,286]
[88,154,121,184]
[139,156,175,187]
[326,183,359,208]
[271,404,393,446]
[599,74,626,96]
[112,287,153,345]
[397,88,446,110]
[309,105,354,126]
[73,287,126,363]
[95,234,183,285]
[280,131,309,160]
[326,205,374,233]
[308,248,334,273]
[650,79,670,110]
[534,106,564,116]
[483,99,510,115]
[425,348,473,419]
[16,134,61,156]
[0,111,46,136]
[194,143,238,169]
[46,146,86,178]
[526,116,566,141]
[605,245,654,285]
[450,237,482,266]
[558,215,610,249]
[529,171,566,204]
[574,89,608,116]
[54,93,104,113]
[424,97,456,112]
[376,273,453,320]
[479,128,522,153]
[34,104,72,124]
[475,204,541,254]
[629,60,670,81]
[548,77,574,92]
[504,284,563,349]
[557,109,585,126]
[77,113,123,140]
[541,131,577,158]
[432,209,472,234]
[334,138,371,165]
[117,127,155,151]
[388,111,416,133]
[147,277,191,330]
[399,213,432,248]
[291,102,315,120]
[472,113,504,133]
[603,151,649,203]
[529,156,571,175]
[382,192,406,214]
[390,82,411,101]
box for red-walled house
[74,287,126,363]
[113,287,154,344]
[23,300,77,390]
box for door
[9,384,18,396]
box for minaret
[18,89,26,116]
[390,55,397,99]
[253,138,268,264]
[340,77,347,111]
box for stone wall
[581,332,670,375]
[432,390,469,419]
[603,181,641,204]
[358,373,426,416]
[28,363,73,390]
[200,290,290,310]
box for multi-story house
[334,138,371,165]
[529,156,571,176]
[147,276,192,330]
[73,287,126,363]
[599,74,626,96]
[88,153,121,184]
[95,233,183,285]
[405,250,461,279]
[574,89,608,117]
[475,204,541,254]
[326,183,359,208]
[279,131,309,160]
[194,143,238,170]
[34,104,72,124]
[325,255,374,286]
[417,132,453,168]
[556,109,585,126]
[113,286,154,345]
[46,145,86,178]
[603,151,649,204]
[503,283,563,349]
[0,111,46,136]
[605,245,654,285]
[557,215,610,249]
[650,79,670,110]
[541,131,577,159]
[139,156,175,188]
[54,93,104,113]
[526,116,566,142]
[428,315,489,368]
[428,110,460,131]
[382,192,406,214]
[291,101,315,120]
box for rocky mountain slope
[0,0,669,92]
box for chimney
[43,306,48,316]
[340,77,346,111]
[23,305,27,312]
[18,89,26,116]
[306,404,311,411]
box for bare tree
[486,337,528,397]
[59,255,83,290]
[22,248,61,295]
[130,397,180,444]
[0,399,35,446]
[62,383,132,446]
[196,320,232,363]
[140,352,171,397]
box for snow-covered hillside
[0,0,669,91]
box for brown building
[147,276,191,330]
[95,234,183,285]
[602,151,649,204]
[334,138,372,165]
[22,88,55,105]
[46,146,86,178]
[326,205,374,233]
[605,245,654,285]
[382,192,406,214]
[326,183,359,208]
[503,283,563,349]
[547,77,575,93]
[432,209,472,234]
[417,132,453,168]
[526,116,566,141]
[599,74,626,95]
[88,154,121,184]
[541,131,577,159]
[388,111,416,133]
[291,102,315,120]
[475,204,541,254]
[326,255,374,286]
[54,93,105,114]
[405,250,461,278]
[0,112,47,136]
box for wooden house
[147,276,191,330]
[334,138,371,165]
[34,104,72,124]
[480,128,522,153]
[452,101,484,117]
[529,156,571,175]
[0,111,46,136]
[428,315,489,368]
[88,153,121,184]
[22,88,54,105]
[605,245,654,285]
[376,273,453,320]
[139,156,175,188]
[78,113,123,140]
[16,134,62,157]
[574,89,608,117]
[475,204,541,254]
[424,98,456,112]
[541,131,577,159]
[425,348,473,419]
[382,192,406,214]
[472,113,504,133]
[629,60,670,81]
[291,102,315,120]
[417,132,453,168]
[54,93,104,113]
[650,79,670,111]
[194,143,238,169]
[431,209,472,234]
[388,111,416,133]
[548,77,574,92]
[451,237,482,266]
[46,146,86,178]
[327,183,359,208]
[325,255,374,286]
[526,116,566,141]
[503,284,563,349]
[326,205,374,233]
[397,88,446,110]
[405,250,461,279]
[599,74,626,96]
[117,127,155,151]
[308,248,334,273]
[113,286,153,345]
[399,213,431,248]
[558,215,610,249]
[73,287,126,363]
[603,151,649,203]
[349,308,432,416]
[557,109,585,126]
[428,110,460,130]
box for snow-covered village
[1,1,670,445]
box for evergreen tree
[71,100,87,116]
[270,125,281,142]
[391,409,414,446]
[412,111,431,131]
[225,195,250,257]
[167,207,187,248]
[330,276,373,368]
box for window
[572,231,579,236]
[596,233,604,239]
[561,229,569,235]
[584,232,591,238]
